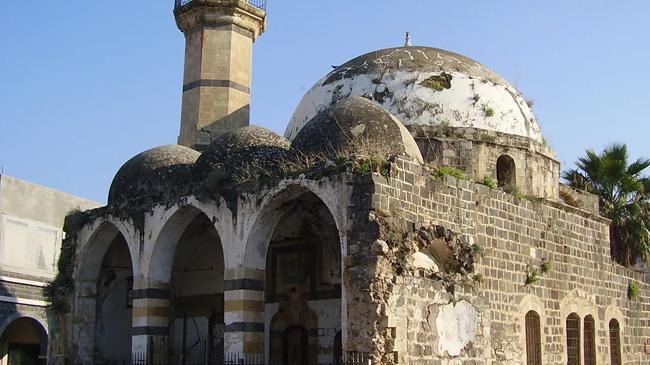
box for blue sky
[1,1,649,203]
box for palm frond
[627,157,650,177]
[565,143,650,265]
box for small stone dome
[194,126,291,177]
[287,46,543,143]
[108,145,200,205]
[291,96,423,163]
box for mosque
[42,0,650,364]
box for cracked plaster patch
[430,300,478,357]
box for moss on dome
[108,145,200,206]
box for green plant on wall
[525,260,553,286]
[505,185,528,200]
[435,166,466,181]
[628,281,640,300]
[481,176,497,189]
[471,243,484,256]
[525,265,540,285]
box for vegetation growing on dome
[482,104,495,117]
[420,73,453,91]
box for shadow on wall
[192,105,250,150]
[0,282,48,365]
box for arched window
[566,313,581,365]
[609,319,622,365]
[584,315,596,365]
[525,311,542,365]
[497,155,516,188]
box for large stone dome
[286,46,543,143]
[108,144,200,205]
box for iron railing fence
[130,353,370,365]
[66,352,369,365]
[174,0,267,11]
[131,339,370,365]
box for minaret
[174,0,267,150]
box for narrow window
[496,155,516,188]
[584,315,596,365]
[566,313,581,365]
[609,319,622,365]
[525,311,542,365]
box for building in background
[0,175,99,365]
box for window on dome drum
[584,315,596,365]
[496,155,516,188]
[609,319,622,365]
[525,311,542,365]
[566,313,581,365]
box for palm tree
[563,144,650,266]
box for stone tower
[174,0,267,150]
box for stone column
[131,281,172,358]
[223,268,266,356]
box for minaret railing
[174,0,267,11]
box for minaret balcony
[174,0,266,11]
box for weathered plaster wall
[64,176,352,361]
[287,47,543,144]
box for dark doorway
[0,317,48,365]
[497,155,516,188]
[283,326,308,365]
[266,191,342,364]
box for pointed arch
[145,204,226,358]
[147,205,217,285]
[74,220,135,364]
[243,183,344,363]
[76,220,136,287]
[243,184,345,272]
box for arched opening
[266,191,341,365]
[497,155,516,189]
[566,313,580,365]
[165,211,224,361]
[609,319,621,365]
[524,311,541,365]
[76,222,134,364]
[583,315,596,365]
[0,317,47,365]
[95,228,134,363]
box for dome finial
[405,32,412,47]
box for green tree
[563,144,650,266]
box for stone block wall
[410,126,560,200]
[362,158,650,364]
[559,184,600,215]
